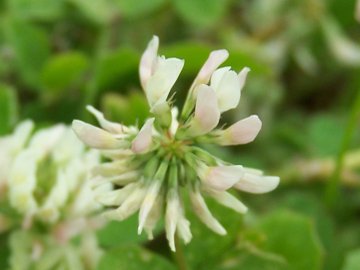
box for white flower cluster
[0,121,106,269]
[1,122,106,225]
[73,36,280,251]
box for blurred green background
[1,0,360,269]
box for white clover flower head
[6,124,106,226]
[72,35,280,251]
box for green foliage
[114,0,166,19]
[41,52,89,97]
[0,84,18,134]
[3,19,50,88]
[7,0,64,21]
[97,246,176,270]
[256,210,324,270]
[343,249,360,270]
[172,0,229,27]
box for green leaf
[97,215,149,247]
[101,92,149,126]
[0,233,10,270]
[40,52,89,95]
[171,0,229,27]
[68,0,115,25]
[3,19,50,88]
[97,245,176,270]
[7,0,64,20]
[114,0,166,18]
[95,47,139,92]
[207,243,287,270]
[257,210,324,270]
[0,84,18,135]
[307,113,344,156]
[343,249,360,270]
[183,196,244,268]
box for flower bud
[72,120,127,149]
[187,85,220,136]
[215,115,262,146]
[234,171,280,194]
[197,163,244,191]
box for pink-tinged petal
[190,189,226,235]
[198,164,244,191]
[131,118,155,153]
[217,115,262,146]
[195,50,229,85]
[187,85,220,136]
[72,120,124,149]
[234,173,280,194]
[139,36,159,88]
[86,105,125,134]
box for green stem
[172,235,187,270]
[325,89,360,207]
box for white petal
[103,171,139,185]
[131,118,154,153]
[92,160,130,177]
[11,120,34,151]
[103,186,146,221]
[204,188,248,213]
[217,115,262,145]
[165,195,179,251]
[96,183,137,206]
[195,49,229,84]
[86,105,125,134]
[357,0,360,22]
[238,67,250,94]
[144,195,163,240]
[213,69,241,112]
[145,58,184,107]
[234,174,280,194]
[190,189,226,235]
[187,85,220,136]
[176,210,192,244]
[29,125,66,153]
[46,170,68,208]
[138,180,162,234]
[198,164,244,191]
[140,36,159,88]
[169,107,179,136]
[210,66,231,90]
[101,149,133,159]
[72,120,125,149]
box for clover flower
[73,36,280,251]
[7,123,107,226]
[1,122,106,269]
